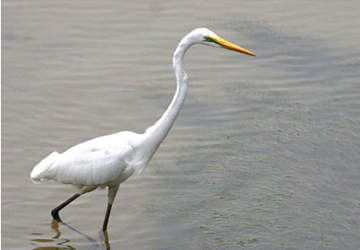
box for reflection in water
[30,220,110,250]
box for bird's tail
[30,151,59,183]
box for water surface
[2,1,360,249]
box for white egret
[30,28,255,232]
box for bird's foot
[51,210,62,222]
[99,228,110,247]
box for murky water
[2,1,360,249]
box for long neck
[142,37,191,154]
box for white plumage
[31,132,141,188]
[30,28,255,232]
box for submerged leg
[102,184,120,232]
[51,193,80,222]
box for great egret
[30,28,255,232]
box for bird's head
[187,28,255,56]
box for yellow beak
[212,37,255,56]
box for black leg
[102,203,112,232]
[102,184,120,232]
[51,194,80,222]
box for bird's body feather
[31,131,149,190]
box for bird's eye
[203,36,213,42]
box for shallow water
[2,1,360,249]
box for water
[2,1,360,249]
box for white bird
[30,28,255,232]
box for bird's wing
[42,132,139,186]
